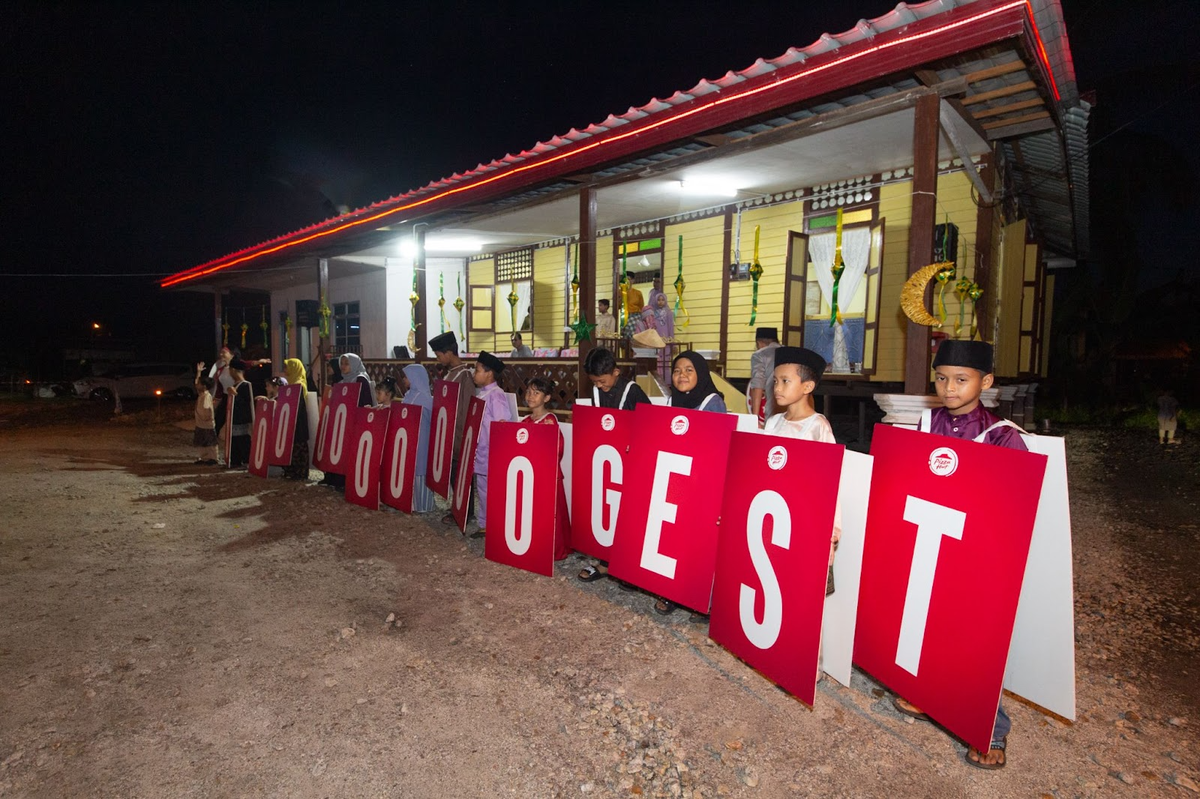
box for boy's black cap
[933,340,993,373]
[774,346,826,383]
[477,351,504,374]
[428,332,458,353]
[755,327,778,341]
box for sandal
[653,598,677,615]
[469,529,486,540]
[892,696,930,721]
[965,737,1007,770]
[577,565,605,582]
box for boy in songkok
[893,338,1026,770]
[469,351,514,538]
[583,347,650,411]
[430,332,476,523]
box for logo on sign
[341,386,349,397]
[401,408,408,418]
[670,415,689,436]
[516,428,529,444]
[367,412,374,423]
[442,386,447,397]
[601,413,616,432]
[928,447,959,477]
[767,445,788,470]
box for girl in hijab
[666,350,725,413]
[523,377,571,560]
[401,363,436,513]
[339,353,375,407]
[282,358,310,481]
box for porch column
[577,186,598,394]
[904,93,940,395]
[413,224,428,360]
[213,291,224,353]
[316,257,329,395]
[972,153,995,335]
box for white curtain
[809,228,870,313]
[516,280,532,331]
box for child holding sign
[763,347,839,595]
[470,352,514,538]
[584,347,650,410]
[894,339,1026,770]
[226,358,254,468]
[523,377,570,560]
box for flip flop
[965,737,1007,770]
[577,566,605,582]
[892,696,930,721]
[469,529,485,540]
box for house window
[494,249,533,335]
[334,301,361,352]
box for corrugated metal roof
[164,0,1083,285]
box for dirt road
[0,403,1197,797]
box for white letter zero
[505,456,534,555]
[453,427,475,512]
[640,451,693,578]
[353,434,374,498]
[739,490,789,650]
[274,403,291,459]
[896,495,966,676]
[388,428,409,498]
[431,407,448,482]
[590,444,622,547]
[329,405,348,465]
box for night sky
[4,0,1197,378]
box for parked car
[73,363,196,401]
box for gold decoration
[318,293,332,339]
[748,225,763,325]
[900,261,956,328]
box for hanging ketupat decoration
[318,292,332,339]
[438,272,448,335]
[408,271,420,352]
[260,306,269,347]
[454,274,466,339]
[507,281,519,333]
[619,243,630,329]
[828,210,846,326]
[969,283,984,340]
[900,261,956,328]
[570,242,580,324]
[673,235,689,329]
[221,311,230,347]
[747,225,763,325]
[954,277,971,338]
[240,322,248,349]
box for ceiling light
[399,236,485,257]
[679,179,740,197]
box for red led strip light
[163,0,1058,288]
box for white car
[73,363,196,401]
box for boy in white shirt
[763,347,839,594]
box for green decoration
[619,243,630,329]
[454,274,466,339]
[748,225,763,326]
[569,316,596,345]
[570,242,580,324]
[674,235,689,329]
[221,311,230,347]
[438,272,448,334]
[828,210,845,327]
[260,306,269,347]
[318,293,332,339]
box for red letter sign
[345,406,389,510]
[450,396,485,533]
[314,383,359,476]
[269,384,303,465]
[607,404,737,612]
[569,404,632,561]
[485,422,559,577]
[854,424,1046,752]
[380,403,424,513]
[708,434,843,705]
[426,379,461,498]
[248,397,274,479]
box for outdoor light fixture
[399,236,485,257]
[678,179,740,197]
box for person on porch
[747,327,782,424]
[595,299,617,337]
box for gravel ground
[0,399,1197,797]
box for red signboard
[485,422,560,577]
[854,424,1046,752]
[606,404,737,612]
[426,379,461,498]
[249,397,274,478]
[380,403,424,513]
[345,406,389,510]
[569,405,633,561]
[708,433,843,705]
[450,396,485,533]
[314,382,359,475]
[269,384,303,465]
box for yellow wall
[661,215,727,361]
[532,244,566,349]
[467,257,495,352]
[722,204,802,378]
